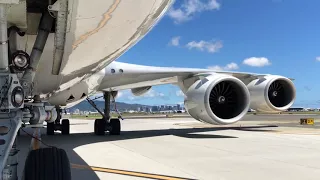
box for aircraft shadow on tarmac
[16,125,277,180]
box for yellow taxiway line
[272,131,320,135]
[71,163,194,180]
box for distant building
[152,106,158,112]
[141,106,146,112]
[177,104,181,110]
[145,107,152,113]
[73,109,80,114]
[287,107,304,111]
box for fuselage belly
[16,0,173,105]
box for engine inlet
[209,80,247,119]
[268,79,295,108]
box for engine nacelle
[184,74,250,125]
[247,75,296,112]
[131,86,152,96]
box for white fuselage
[9,0,173,102]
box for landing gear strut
[47,107,70,135]
[0,4,71,180]
[87,91,121,136]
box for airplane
[0,0,296,179]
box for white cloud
[118,89,167,101]
[207,65,223,71]
[176,90,185,97]
[168,0,220,24]
[242,57,271,67]
[144,89,165,98]
[186,40,222,53]
[169,36,181,46]
[116,91,123,98]
[224,62,239,70]
[316,56,320,62]
[207,62,239,71]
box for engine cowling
[184,74,250,125]
[131,86,152,96]
[247,75,296,112]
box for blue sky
[104,0,320,108]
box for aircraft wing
[97,62,292,92]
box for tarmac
[16,114,320,180]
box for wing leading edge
[97,62,293,92]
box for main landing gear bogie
[47,119,70,135]
[88,91,122,136]
[94,118,121,136]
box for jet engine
[247,75,296,112]
[184,74,250,125]
[131,86,152,96]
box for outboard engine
[247,75,296,112]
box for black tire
[109,118,121,135]
[61,119,70,135]
[94,119,98,135]
[24,147,71,180]
[47,122,55,135]
[95,119,106,135]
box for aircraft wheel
[109,118,121,135]
[94,119,98,134]
[61,119,70,135]
[95,119,106,135]
[24,147,71,180]
[47,122,55,135]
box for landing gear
[87,91,122,136]
[46,119,70,135]
[61,119,70,135]
[94,118,121,135]
[94,119,106,135]
[47,121,55,135]
[109,118,121,135]
[47,107,70,135]
[0,4,71,180]
[24,147,71,180]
